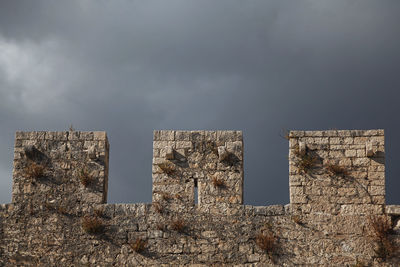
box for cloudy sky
[1,0,399,205]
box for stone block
[265,205,285,215]
[368,186,385,196]
[386,205,400,215]
[337,130,352,137]
[217,146,229,162]
[340,204,383,215]
[329,150,344,158]
[322,130,339,137]
[352,158,370,166]
[164,146,174,160]
[290,195,308,204]
[344,150,357,157]
[356,149,366,157]
[93,131,107,140]
[298,141,306,156]
[247,254,260,263]
[368,172,384,179]
[216,130,242,141]
[289,130,305,137]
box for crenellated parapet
[1,129,399,266]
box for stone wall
[289,130,385,215]
[0,129,399,266]
[152,130,243,213]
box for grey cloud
[0,0,400,205]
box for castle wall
[0,130,399,266]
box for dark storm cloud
[1,0,400,205]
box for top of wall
[153,130,243,141]
[289,129,384,137]
[15,131,108,141]
[7,129,386,213]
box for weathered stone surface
[1,129,399,266]
[298,141,306,156]
[386,205,400,214]
[217,146,229,162]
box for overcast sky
[1,0,400,205]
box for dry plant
[57,206,68,215]
[25,161,45,180]
[292,145,318,174]
[370,216,392,241]
[82,216,105,234]
[157,161,175,175]
[94,208,104,218]
[291,215,302,225]
[375,238,397,260]
[153,202,163,214]
[171,218,185,233]
[325,163,349,177]
[78,168,94,187]
[212,176,226,188]
[298,154,317,174]
[351,260,366,267]
[130,238,147,253]
[279,128,290,140]
[369,216,397,260]
[161,192,172,202]
[255,230,277,258]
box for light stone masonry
[0,129,399,266]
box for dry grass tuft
[297,154,318,174]
[57,206,68,215]
[161,192,172,202]
[157,161,175,174]
[25,161,45,180]
[171,218,185,233]
[130,238,147,253]
[78,168,94,187]
[279,128,290,140]
[255,230,277,257]
[212,176,226,188]
[369,216,397,260]
[370,216,392,240]
[351,260,366,267]
[82,216,105,234]
[153,202,163,214]
[292,145,317,174]
[325,163,349,177]
[291,215,302,225]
